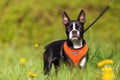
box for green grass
[0,0,120,46]
[0,40,120,80]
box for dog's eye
[67,27,72,31]
[66,25,73,31]
[78,27,82,30]
[76,24,81,30]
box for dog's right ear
[62,11,70,25]
[77,10,86,24]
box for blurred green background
[0,0,120,79]
[0,0,120,47]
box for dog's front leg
[79,54,88,68]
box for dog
[43,10,89,75]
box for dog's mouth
[69,30,80,40]
[71,35,79,40]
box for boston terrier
[43,10,89,75]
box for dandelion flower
[28,72,36,78]
[97,59,114,80]
[20,58,26,64]
[101,67,114,80]
[97,59,114,67]
[34,43,39,48]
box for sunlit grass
[0,40,119,80]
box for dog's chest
[63,41,88,66]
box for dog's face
[62,10,86,41]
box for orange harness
[64,42,88,66]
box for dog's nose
[72,31,77,35]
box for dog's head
[62,10,86,41]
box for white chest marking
[72,40,83,49]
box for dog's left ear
[62,11,70,25]
[77,10,86,24]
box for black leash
[84,6,110,33]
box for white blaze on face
[69,22,82,49]
[73,23,76,30]
[69,23,80,40]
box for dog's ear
[77,10,86,24]
[62,11,70,25]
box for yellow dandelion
[97,59,114,67]
[34,43,39,48]
[101,67,114,80]
[28,72,36,78]
[97,59,114,80]
[20,58,26,64]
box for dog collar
[64,41,88,66]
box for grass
[0,39,120,80]
[0,0,120,46]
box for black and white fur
[43,10,88,75]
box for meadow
[0,0,120,80]
[0,40,120,80]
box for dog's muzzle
[70,30,80,40]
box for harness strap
[64,42,88,66]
